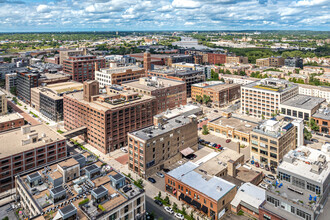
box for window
[291,206,295,214]
[297,209,311,220]
[109,213,117,220]
[124,205,129,213]
[267,195,279,207]
[279,172,290,182]
[307,182,321,194]
[210,203,213,208]
[292,176,305,189]
[137,197,141,205]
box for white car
[120,148,128,153]
[174,213,184,219]
[156,172,164,178]
[259,183,268,190]
[164,206,174,214]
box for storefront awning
[191,200,201,210]
[180,147,195,156]
[184,196,192,204]
[201,205,208,214]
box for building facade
[298,84,330,103]
[208,53,226,65]
[312,108,330,134]
[0,113,24,132]
[284,57,303,68]
[5,73,17,93]
[226,56,248,64]
[0,90,7,116]
[256,57,284,67]
[17,70,38,104]
[59,48,86,65]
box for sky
[0,0,329,32]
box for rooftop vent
[311,161,322,174]
[216,186,222,192]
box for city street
[146,196,175,220]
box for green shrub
[237,210,244,216]
[78,198,89,206]
[98,204,105,211]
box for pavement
[0,203,17,220]
[7,101,40,126]
[146,196,175,220]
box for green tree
[203,95,211,104]
[195,95,202,103]
[309,119,319,131]
[172,202,178,211]
[225,70,231,75]
[190,211,195,220]
[182,205,187,215]
[157,191,162,200]
[10,86,17,96]
[261,114,265,120]
[304,128,312,141]
[164,196,170,205]
[202,125,209,135]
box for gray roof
[59,204,77,216]
[167,162,236,201]
[112,173,125,181]
[50,186,65,195]
[85,164,99,173]
[281,95,325,110]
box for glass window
[292,176,305,189]
[279,172,290,182]
[307,182,321,194]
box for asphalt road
[146,196,175,220]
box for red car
[216,144,222,149]
[226,139,231,143]
[255,162,260,168]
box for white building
[298,84,330,103]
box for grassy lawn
[57,130,64,134]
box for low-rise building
[280,95,325,121]
[165,161,237,220]
[0,112,24,132]
[226,56,248,64]
[298,84,330,102]
[122,77,187,114]
[0,124,66,192]
[312,107,330,134]
[256,57,285,68]
[259,146,329,220]
[284,57,303,68]
[208,53,227,65]
[127,115,198,178]
[15,156,146,220]
[155,104,202,120]
[220,74,259,85]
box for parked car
[120,148,128,153]
[204,141,210,145]
[198,139,205,143]
[263,179,273,185]
[214,110,219,113]
[208,142,214,147]
[174,213,184,219]
[186,154,197,160]
[156,172,164,178]
[311,138,319,143]
[148,177,156,183]
[255,162,260,168]
[266,174,275,180]
[164,206,174,214]
[259,183,268,190]
[260,164,264,169]
[154,199,163,206]
[163,168,170,173]
[212,143,217,147]
[226,139,231,143]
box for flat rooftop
[0,112,24,123]
[129,115,193,141]
[231,183,265,211]
[149,69,203,76]
[281,95,325,110]
[98,65,143,74]
[243,78,298,93]
[252,119,294,139]
[167,161,236,201]
[122,77,184,91]
[0,124,65,159]
[192,81,224,88]
[312,107,330,120]
[209,116,258,134]
[155,104,202,120]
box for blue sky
[0,0,329,32]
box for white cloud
[294,0,328,6]
[36,4,50,13]
[172,0,201,8]
[184,21,195,25]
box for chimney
[237,142,240,154]
[95,62,99,72]
[83,80,99,102]
[227,160,236,177]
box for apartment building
[226,56,248,64]
[207,53,226,65]
[220,74,259,85]
[259,146,329,220]
[256,58,270,67]
[148,69,205,97]
[0,90,7,116]
[256,57,285,67]
[0,112,24,132]
[63,55,106,83]
[127,115,198,178]
[95,65,145,87]
[17,70,38,104]
[165,54,194,66]
[122,77,187,114]
[59,48,86,65]
[15,156,145,220]
[241,78,298,118]
[298,84,330,102]
[0,124,66,193]
[31,82,83,122]
[312,107,330,134]
[165,162,237,220]
[5,73,17,93]
[191,81,241,107]
[284,57,303,68]
[250,119,297,168]
[63,80,157,154]
[280,95,325,121]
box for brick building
[63,80,157,154]
[63,55,106,83]
[208,53,226,65]
[59,48,86,65]
[312,108,330,134]
[122,77,187,114]
[0,124,66,192]
[0,113,24,132]
[226,56,248,64]
[256,57,285,67]
[0,90,7,115]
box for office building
[0,124,66,192]
[5,73,17,93]
[241,78,298,118]
[95,65,145,87]
[208,53,226,65]
[165,161,237,220]
[250,119,297,168]
[280,95,325,121]
[127,115,198,178]
[259,146,329,220]
[0,112,24,132]
[122,77,187,114]
[17,70,38,104]
[63,55,106,83]
[15,156,146,219]
[284,57,303,69]
[226,56,248,64]
[148,69,205,97]
[0,90,7,115]
[59,48,86,65]
[64,80,157,154]
[191,81,241,107]
[31,82,83,122]
[298,84,330,102]
[312,107,330,134]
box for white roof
[230,183,265,209]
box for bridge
[62,126,87,139]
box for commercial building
[256,57,285,67]
[148,69,205,97]
[165,161,237,220]
[59,48,86,65]
[95,65,145,87]
[0,90,7,116]
[127,115,198,177]
[208,53,226,65]
[250,119,298,168]
[284,57,303,68]
[17,70,38,104]
[0,112,24,132]
[259,146,329,220]
[298,84,330,102]
[15,156,145,220]
[122,77,187,114]
[191,81,241,107]
[241,78,298,118]
[231,183,266,219]
[5,73,17,93]
[31,82,83,122]
[220,74,259,85]
[312,107,330,134]
[0,124,66,192]
[155,104,202,120]
[226,56,248,64]
[63,55,106,83]
[64,80,157,154]
[165,54,194,66]
[280,95,325,121]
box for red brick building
[63,80,157,154]
[259,202,286,220]
[208,53,227,65]
[0,124,66,192]
[63,55,105,83]
[0,113,24,133]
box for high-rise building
[122,77,187,114]
[59,48,86,65]
[0,90,7,116]
[17,70,38,104]
[63,55,106,83]
[5,73,17,93]
[64,80,157,153]
[241,78,298,118]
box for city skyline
[0,0,329,32]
